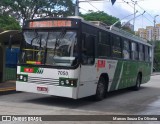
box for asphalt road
[0,75,160,124]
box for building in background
[137,24,160,41]
[146,26,154,41]
[136,28,147,40]
[155,24,160,41]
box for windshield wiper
[53,29,66,56]
[30,30,41,46]
[43,32,50,64]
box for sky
[78,0,160,31]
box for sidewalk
[151,72,160,76]
[0,80,16,94]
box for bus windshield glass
[20,30,78,66]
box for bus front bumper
[16,82,78,99]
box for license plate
[37,86,48,92]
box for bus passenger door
[78,34,97,98]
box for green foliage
[154,41,160,71]
[154,41,160,60]
[122,26,135,34]
[81,11,121,27]
[0,15,21,30]
[155,41,160,50]
[0,0,74,21]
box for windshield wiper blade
[30,30,40,45]
[43,32,50,64]
[53,29,66,56]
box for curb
[0,87,17,95]
[0,87,15,92]
[151,73,160,76]
[0,80,16,95]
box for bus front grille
[28,76,59,86]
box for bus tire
[133,73,141,91]
[95,77,107,101]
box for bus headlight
[20,75,23,80]
[66,80,70,85]
[17,74,28,82]
[59,78,78,87]
[60,80,65,85]
[23,77,27,82]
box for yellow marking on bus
[26,61,36,64]
[23,49,44,52]
[113,50,122,54]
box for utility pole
[75,0,79,16]
[131,0,137,31]
[75,0,113,16]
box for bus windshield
[20,30,79,67]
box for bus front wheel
[95,77,107,101]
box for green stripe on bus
[109,61,151,91]
[110,61,123,91]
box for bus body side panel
[139,62,151,84]
[109,60,138,91]
[109,60,151,91]
[78,61,98,98]
[16,66,80,99]
[77,58,151,97]
[78,59,118,98]
[94,59,118,93]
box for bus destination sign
[29,20,72,28]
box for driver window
[82,33,95,65]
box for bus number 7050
[58,71,68,76]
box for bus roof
[81,19,152,47]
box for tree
[0,0,74,22]
[81,11,121,27]
[154,41,160,71]
[0,15,21,30]
[122,26,135,34]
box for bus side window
[139,44,144,61]
[145,46,149,62]
[131,42,138,60]
[123,39,130,59]
[82,34,95,65]
[98,31,111,57]
[111,35,122,58]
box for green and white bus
[16,17,152,100]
